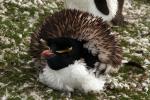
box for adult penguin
[30,9,122,92]
[64,0,124,25]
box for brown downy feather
[30,9,122,73]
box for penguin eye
[56,47,72,53]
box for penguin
[30,9,122,92]
[64,0,125,25]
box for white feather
[39,60,106,92]
[64,0,118,21]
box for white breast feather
[64,0,118,21]
[39,60,106,92]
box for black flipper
[94,0,109,15]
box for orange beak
[41,50,55,58]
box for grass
[0,0,150,99]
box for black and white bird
[64,0,124,25]
[30,9,122,92]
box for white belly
[39,60,105,92]
[64,0,118,21]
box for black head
[41,37,98,70]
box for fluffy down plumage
[39,60,106,92]
[30,9,122,92]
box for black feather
[46,37,98,70]
[94,0,109,15]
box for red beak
[41,50,55,58]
